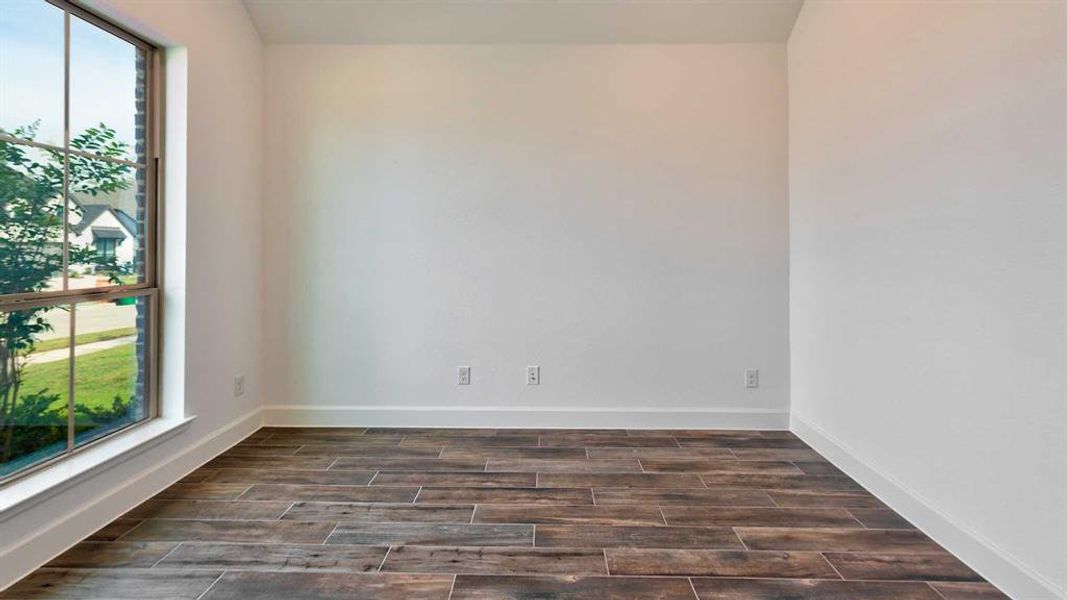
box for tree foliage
[0,121,136,468]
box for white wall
[788,2,1066,598]
[262,44,789,428]
[0,0,264,588]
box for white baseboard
[0,408,263,591]
[791,414,1064,600]
[262,404,789,430]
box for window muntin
[0,0,158,482]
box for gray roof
[72,201,138,238]
[91,226,126,240]
[72,204,111,235]
[114,209,138,237]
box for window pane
[1,303,70,477]
[0,141,67,295]
[70,15,145,164]
[72,295,148,446]
[68,158,145,288]
[0,0,65,146]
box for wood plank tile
[125,499,290,520]
[0,569,222,599]
[122,519,336,544]
[661,507,862,528]
[282,502,474,523]
[219,445,302,458]
[540,435,680,448]
[7,428,988,598]
[451,575,699,599]
[158,542,389,572]
[606,549,839,578]
[929,582,1011,599]
[474,505,666,526]
[792,461,848,476]
[767,490,886,508]
[640,430,766,439]
[486,459,643,473]
[203,455,336,470]
[402,436,540,448]
[366,427,499,437]
[263,435,403,446]
[331,457,487,471]
[758,431,802,440]
[593,488,774,507]
[86,518,144,541]
[678,437,810,449]
[328,523,533,546]
[587,447,735,460]
[46,541,179,568]
[639,459,802,474]
[849,508,916,529]
[689,578,943,599]
[824,552,983,582]
[297,445,444,458]
[496,429,626,437]
[177,469,217,483]
[415,487,593,505]
[731,449,828,462]
[260,427,369,435]
[201,572,453,600]
[381,546,607,575]
[736,527,943,553]
[155,483,251,500]
[371,472,537,488]
[534,525,743,549]
[239,484,419,503]
[538,473,705,489]
[206,468,376,486]
[700,473,864,492]
[442,447,588,460]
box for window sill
[0,415,196,519]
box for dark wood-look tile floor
[1,428,1009,599]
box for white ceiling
[242,0,804,44]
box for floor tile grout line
[446,573,457,600]
[820,551,848,581]
[731,527,749,550]
[688,576,702,600]
[194,570,226,600]
[113,518,149,542]
[149,542,183,568]
[376,545,394,572]
[321,521,343,545]
[926,581,950,599]
[231,485,255,501]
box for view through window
[0,0,159,480]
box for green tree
[0,122,133,466]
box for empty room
[0,0,1064,598]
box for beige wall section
[262,44,789,426]
[788,1,1067,597]
[0,0,264,588]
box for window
[0,0,160,481]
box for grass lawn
[20,343,138,423]
[34,327,137,353]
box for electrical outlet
[744,369,759,389]
[527,365,540,385]
[234,374,245,397]
[458,366,471,385]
